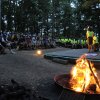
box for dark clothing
[87,37,93,45]
[1,42,6,47]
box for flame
[69,55,100,94]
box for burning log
[69,55,100,94]
[87,60,100,89]
[87,84,96,94]
[54,55,100,100]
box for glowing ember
[69,55,100,94]
[36,50,42,55]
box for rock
[52,58,68,65]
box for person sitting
[0,42,5,54]
[31,35,36,49]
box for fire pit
[54,74,100,100]
[54,55,100,100]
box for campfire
[69,55,100,94]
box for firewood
[87,60,100,89]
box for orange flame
[69,55,100,94]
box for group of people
[56,38,87,49]
[86,26,99,53]
[0,27,99,54]
[0,31,56,54]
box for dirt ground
[0,47,73,100]
[0,47,100,100]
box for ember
[36,50,43,55]
[69,55,100,94]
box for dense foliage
[1,0,100,38]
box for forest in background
[1,0,100,39]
